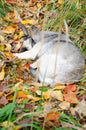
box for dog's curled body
[14,30,85,85]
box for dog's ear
[18,22,36,51]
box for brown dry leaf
[2,26,16,34]
[0,83,10,93]
[64,91,78,104]
[0,65,5,81]
[43,102,53,113]
[59,101,70,110]
[51,90,63,101]
[0,96,8,106]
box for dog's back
[14,28,85,85]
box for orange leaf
[65,84,76,93]
[64,91,78,104]
[21,19,37,25]
[2,26,16,34]
[0,92,4,97]
[17,91,27,99]
[46,111,60,121]
[24,63,30,69]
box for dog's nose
[29,66,37,77]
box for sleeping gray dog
[14,25,85,85]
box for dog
[14,24,85,85]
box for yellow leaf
[21,19,36,25]
[19,30,24,38]
[55,84,66,90]
[0,44,5,51]
[58,0,64,5]
[2,26,16,34]
[4,52,14,58]
[43,91,50,100]
[5,44,11,51]
[0,65,5,81]
[33,97,40,101]
[37,3,42,8]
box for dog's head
[21,36,36,51]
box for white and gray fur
[14,26,85,85]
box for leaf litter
[0,0,86,130]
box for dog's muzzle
[29,66,37,77]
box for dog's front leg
[14,41,42,60]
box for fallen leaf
[0,96,8,106]
[17,91,27,99]
[0,44,5,51]
[65,84,77,93]
[21,19,37,25]
[45,111,60,126]
[64,91,78,104]
[59,101,70,110]
[0,92,4,97]
[37,3,42,8]
[0,35,4,42]
[55,84,66,90]
[43,91,50,100]
[43,102,53,113]
[51,90,63,101]
[24,63,30,70]
[58,0,64,5]
[6,0,17,3]
[4,52,14,59]
[5,43,11,51]
[0,65,5,81]
[2,26,16,34]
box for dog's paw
[13,53,25,59]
